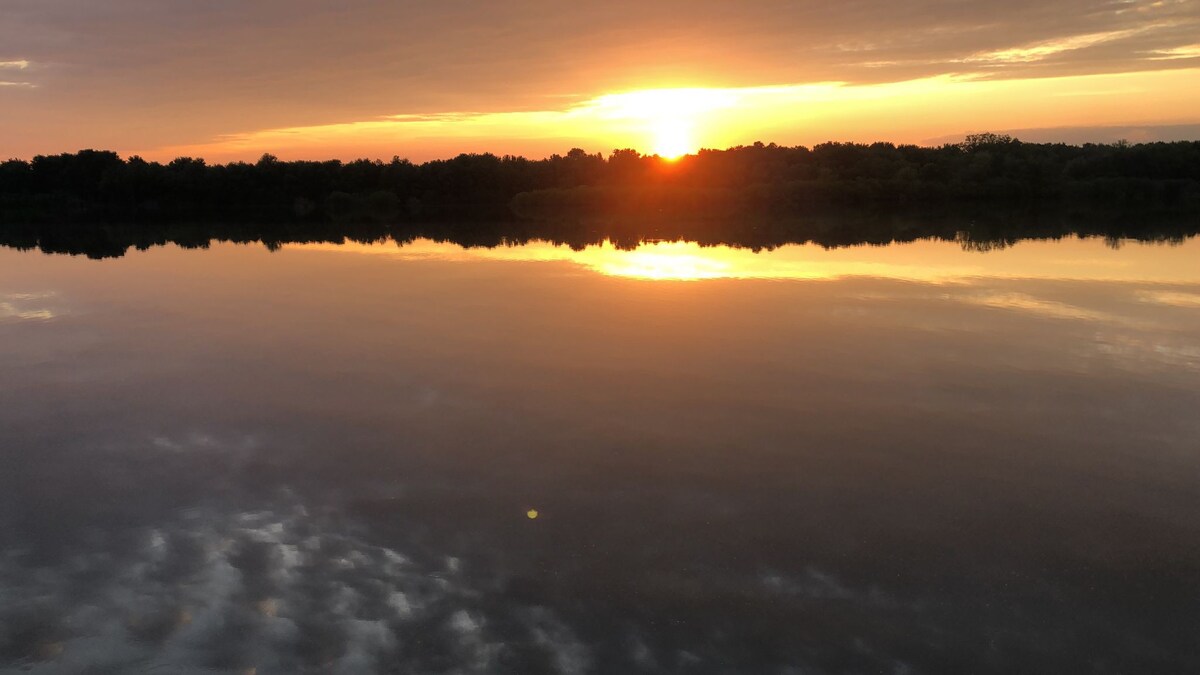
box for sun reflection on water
[287,237,1200,284]
[591,243,737,279]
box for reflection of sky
[0,485,919,674]
[290,236,1200,283]
[0,291,59,321]
[1138,290,1200,308]
[0,498,578,674]
[2,240,1199,673]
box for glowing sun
[653,122,693,160]
[590,87,737,159]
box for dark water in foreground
[1,236,1198,674]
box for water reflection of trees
[3,142,1198,257]
[1,211,1196,260]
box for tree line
[1,135,1199,226]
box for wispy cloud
[0,59,33,88]
[1145,44,1200,59]
[959,28,1147,64]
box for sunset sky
[2,0,1198,162]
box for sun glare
[589,88,738,159]
[652,122,693,160]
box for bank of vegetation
[2,135,1198,227]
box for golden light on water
[591,244,738,279]
[288,238,1200,284]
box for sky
[1,0,1198,162]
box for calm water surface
[1,235,1199,674]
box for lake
[1,233,1198,674]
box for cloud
[1146,43,1200,59]
[958,27,1152,64]
[0,59,34,88]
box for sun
[653,122,693,160]
[589,88,736,159]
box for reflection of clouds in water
[847,285,1200,379]
[954,291,1130,325]
[0,291,59,321]
[0,503,588,674]
[524,608,591,675]
[1092,331,1200,372]
[761,567,901,610]
[1137,290,1200,308]
[842,286,1141,327]
[150,432,259,455]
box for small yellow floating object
[526,509,539,520]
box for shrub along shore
[2,135,1199,226]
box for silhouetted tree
[2,137,1198,227]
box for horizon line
[9,135,1198,166]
